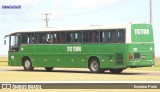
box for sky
[0,0,160,56]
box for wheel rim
[91,61,98,71]
[24,60,31,69]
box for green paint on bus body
[131,24,154,42]
[7,23,155,72]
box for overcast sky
[0,0,160,56]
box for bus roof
[9,23,151,34]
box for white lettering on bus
[67,46,81,52]
[134,29,149,35]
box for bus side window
[116,30,125,43]
[28,33,35,44]
[36,33,43,44]
[43,33,50,44]
[60,32,65,43]
[91,31,99,43]
[100,31,111,43]
[66,32,73,43]
[110,31,115,43]
[52,33,56,43]
[83,31,91,43]
[100,30,115,43]
[73,32,81,43]
[52,32,60,43]
[21,33,28,44]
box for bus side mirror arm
[4,35,9,45]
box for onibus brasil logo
[2,84,42,89]
[2,5,21,9]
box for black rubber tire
[89,58,101,73]
[23,58,34,71]
[109,69,123,74]
[100,69,106,73]
[45,67,54,71]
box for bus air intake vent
[115,54,123,65]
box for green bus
[4,23,155,73]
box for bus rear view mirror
[4,40,6,45]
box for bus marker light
[21,48,24,51]
[11,56,14,59]
[110,60,114,62]
[133,48,138,51]
[129,53,133,59]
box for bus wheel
[89,58,100,73]
[45,67,54,71]
[23,58,34,71]
[109,69,123,74]
[100,69,106,73]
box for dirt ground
[0,67,160,82]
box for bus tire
[109,69,123,74]
[100,69,106,73]
[45,67,54,71]
[89,58,101,73]
[23,58,34,71]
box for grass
[0,57,8,67]
[0,58,160,92]
[0,62,8,67]
[128,66,160,71]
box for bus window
[83,31,98,43]
[27,33,35,44]
[36,33,43,44]
[66,32,73,43]
[60,32,65,43]
[73,32,81,43]
[91,31,99,43]
[21,33,28,44]
[21,33,35,44]
[100,30,125,43]
[100,31,109,43]
[65,31,82,43]
[116,29,125,43]
[108,31,115,43]
[36,33,50,44]
[100,30,115,43]
[43,33,50,44]
[51,32,60,43]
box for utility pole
[43,13,51,27]
[150,0,152,24]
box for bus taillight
[129,53,133,59]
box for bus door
[8,34,21,66]
[10,34,20,52]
